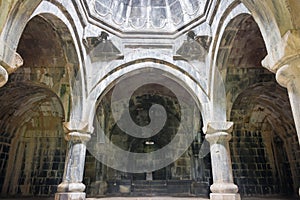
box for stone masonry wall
[230,129,277,195]
[0,136,11,193]
[0,102,66,197]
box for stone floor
[2,197,298,200]
[87,198,297,200]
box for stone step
[132,183,167,188]
[132,186,168,191]
[131,180,168,195]
[133,186,168,190]
[133,186,167,191]
[132,180,167,185]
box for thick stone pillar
[276,61,300,144]
[205,122,240,200]
[55,122,92,200]
[262,30,300,196]
[276,62,300,196]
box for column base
[55,192,86,200]
[210,193,241,200]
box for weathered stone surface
[0,0,300,199]
[210,193,241,200]
[55,192,86,200]
[0,65,8,87]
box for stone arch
[210,0,295,121]
[230,82,300,196]
[240,1,300,72]
[231,82,295,139]
[215,13,254,74]
[1,1,85,121]
[0,82,66,197]
[30,1,87,100]
[84,66,211,196]
[88,59,211,131]
[214,13,269,118]
[0,0,42,61]
[210,2,251,122]
[212,7,299,197]
[240,1,283,56]
[0,2,85,196]
[20,16,82,121]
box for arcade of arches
[0,0,300,200]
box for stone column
[262,30,300,196]
[55,122,92,200]
[205,122,240,200]
[276,62,300,196]
[276,60,300,144]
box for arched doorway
[0,82,66,197]
[230,83,299,196]
[216,13,300,197]
[84,68,211,197]
[0,13,77,197]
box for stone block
[119,184,131,193]
[191,181,210,197]
[55,192,86,200]
[210,193,241,200]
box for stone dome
[84,0,209,33]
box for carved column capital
[63,121,93,142]
[9,52,23,73]
[0,51,23,87]
[0,51,23,73]
[205,121,233,143]
[0,65,8,87]
[276,60,300,88]
[206,121,234,134]
[262,29,300,73]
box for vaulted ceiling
[82,0,210,34]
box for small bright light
[145,141,155,145]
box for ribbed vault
[83,0,210,33]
